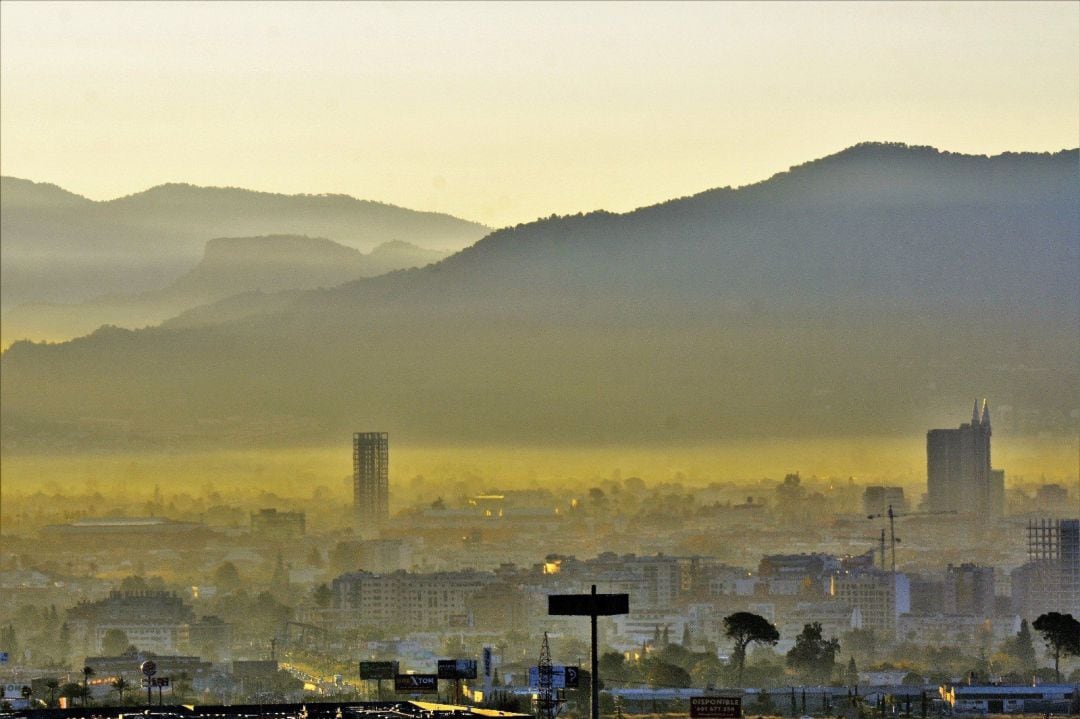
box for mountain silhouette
[0,177,489,306]
[1,235,448,345]
[3,143,1077,449]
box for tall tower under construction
[1012,518,1080,617]
[353,432,389,532]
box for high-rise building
[863,486,909,516]
[943,563,995,617]
[353,432,389,532]
[926,400,1003,516]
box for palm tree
[82,666,94,706]
[173,672,192,703]
[44,679,59,707]
[59,682,82,708]
[111,677,130,705]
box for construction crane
[835,529,900,571]
[867,504,957,573]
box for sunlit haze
[2,1,1077,226]
[1,0,1078,701]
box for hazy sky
[2,1,1077,227]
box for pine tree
[846,656,858,686]
[682,623,692,647]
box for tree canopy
[101,628,130,657]
[1033,612,1080,681]
[724,612,779,687]
[786,622,840,685]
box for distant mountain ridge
[2,235,447,345]
[0,177,489,306]
[3,143,1077,450]
[0,177,94,209]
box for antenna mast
[537,632,556,719]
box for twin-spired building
[926,400,1004,517]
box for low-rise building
[939,684,1075,714]
[829,570,910,637]
[331,570,497,630]
[250,509,305,538]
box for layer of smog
[1,3,1078,716]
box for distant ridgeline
[2,143,1077,448]
[1,235,450,345]
[0,177,489,307]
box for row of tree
[723,611,1080,687]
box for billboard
[690,696,742,718]
[548,593,629,616]
[438,659,477,679]
[394,674,438,693]
[359,661,398,680]
[527,665,580,689]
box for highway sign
[690,696,741,718]
[394,674,438,693]
[359,661,398,680]
[437,659,477,679]
[152,677,170,688]
[548,593,629,616]
[528,665,580,689]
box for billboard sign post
[438,659,476,703]
[394,674,438,694]
[690,696,742,718]
[548,585,630,719]
[360,661,399,700]
[437,659,477,680]
[359,662,398,680]
[141,660,157,705]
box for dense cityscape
[1,404,1077,716]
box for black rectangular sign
[438,659,477,679]
[690,696,741,718]
[359,661,398,680]
[548,593,629,616]
[394,674,438,693]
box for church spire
[971,399,980,425]
[980,399,990,429]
